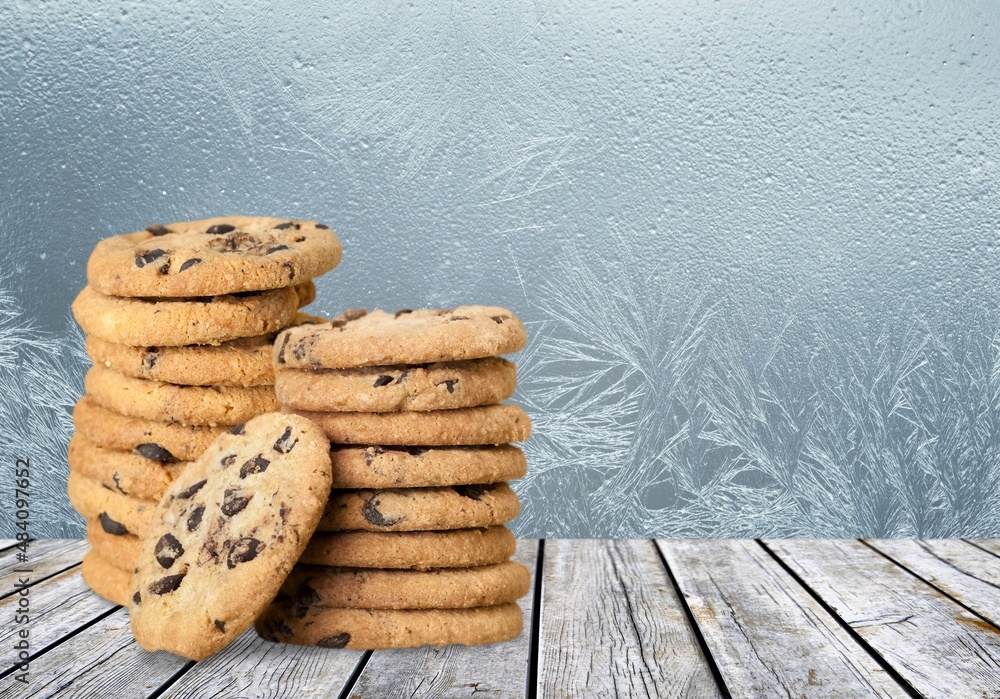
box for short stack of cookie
[68,215,341,605]
[257,306,532,649]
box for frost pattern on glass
[2,1,999,537]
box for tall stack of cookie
[68,216,341,606]
[256,307,532,649]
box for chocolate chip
[206,223,235,235]
[293,236,306,242]
[394,309,413,318]
[158,262,169,274]
[221,454,236,467]
[132,591,141,605]
[177,479,207,499]
[100,482,115,492]
[491,315,509,323]
[273,426,298,454]
[449,315,470,321]
[240,455,270,478]
[274,221,295,230]
[373,375,394,388]
[403,446,427,456]
[276,334,291,364]
[145,223,169,236]
[395,371,409,384]
[135,249,167,268]
[364,446,386,466]
[277,620,293,636]
[111,472,127,495]
[135,443,174,461]
[362,496,403,527]
[148,573,185,595]
[266,245,290,254]
[221,488,252,516]
[186,504,205,532]
[317,633,350,648]
[292,583,322,617]
[154,533,185,569]
[454,484,489,500]
[341,309,368,322]
[436,379,459,393]
[315,223,330,230]
[228,423,246,435]
[99,512,129,536]
[227,538,264,568]
[214,620,227,632]
[178,258,202,272]
[143,350,158,370]
[283,262,295,280]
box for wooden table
[2,538,999,698]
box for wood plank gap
[145,660,196,699]
[526,538,544,699]
[859,540,1000,632]
[755,541,922,699]
[962,539,1000,561]
[0,541,22,556]
[336,650,372,699]
[653,540,731,699]
[0,561,81,603]
[0,604,121,681]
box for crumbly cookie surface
[68,433,187,501]
[274,306,526,369]
[329,445,527,489]
[87,216,341,297]
[128,413,331,661]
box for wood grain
[537,539,719,699]
[659,539,906,697]
[766,539,1000,698]
[866,540,1000,628]
[0,608,188,698]
[154,627,366,698]
[0,539,87,598]
[348,539,540,698]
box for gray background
[2,1,998,538]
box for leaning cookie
[317,482,520,532]
[87,216,341,298]
[72,286,300,347]
[275,357,517,412]
[274,306,526,370]
[257,603,523,650]
[128,413,332,661]
[290,404,532,446]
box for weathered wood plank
[0,608,188,698]
[766,539,1000,698]
[158,628,365,698]
[0,540,87,596]
[866,540,1000,628]
[538,539,719,699]
[0,541,17,554]
[966,540,1000,559]
[348,539,540,698]
[0,564,116,674]
[659,539,907,698]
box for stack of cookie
[256,306,533,649]
[68,216,341,605]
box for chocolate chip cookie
[86,517,140,572]
[257,603,523,649]
[84,365,279,427]
[274,306,526,370]
[67,471,155,536]
[290,404,532,445]
[68,433,187,501]
[275,357,517,412]
[72,285,300,347]
[317,482,520,532]
[87,216,341,297]
[82,550,132,606]
[281,560,531,610]
[329,445,527,489]
[128,413,332,661]
[73,396,227,461]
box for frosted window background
[1,2,998,538]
